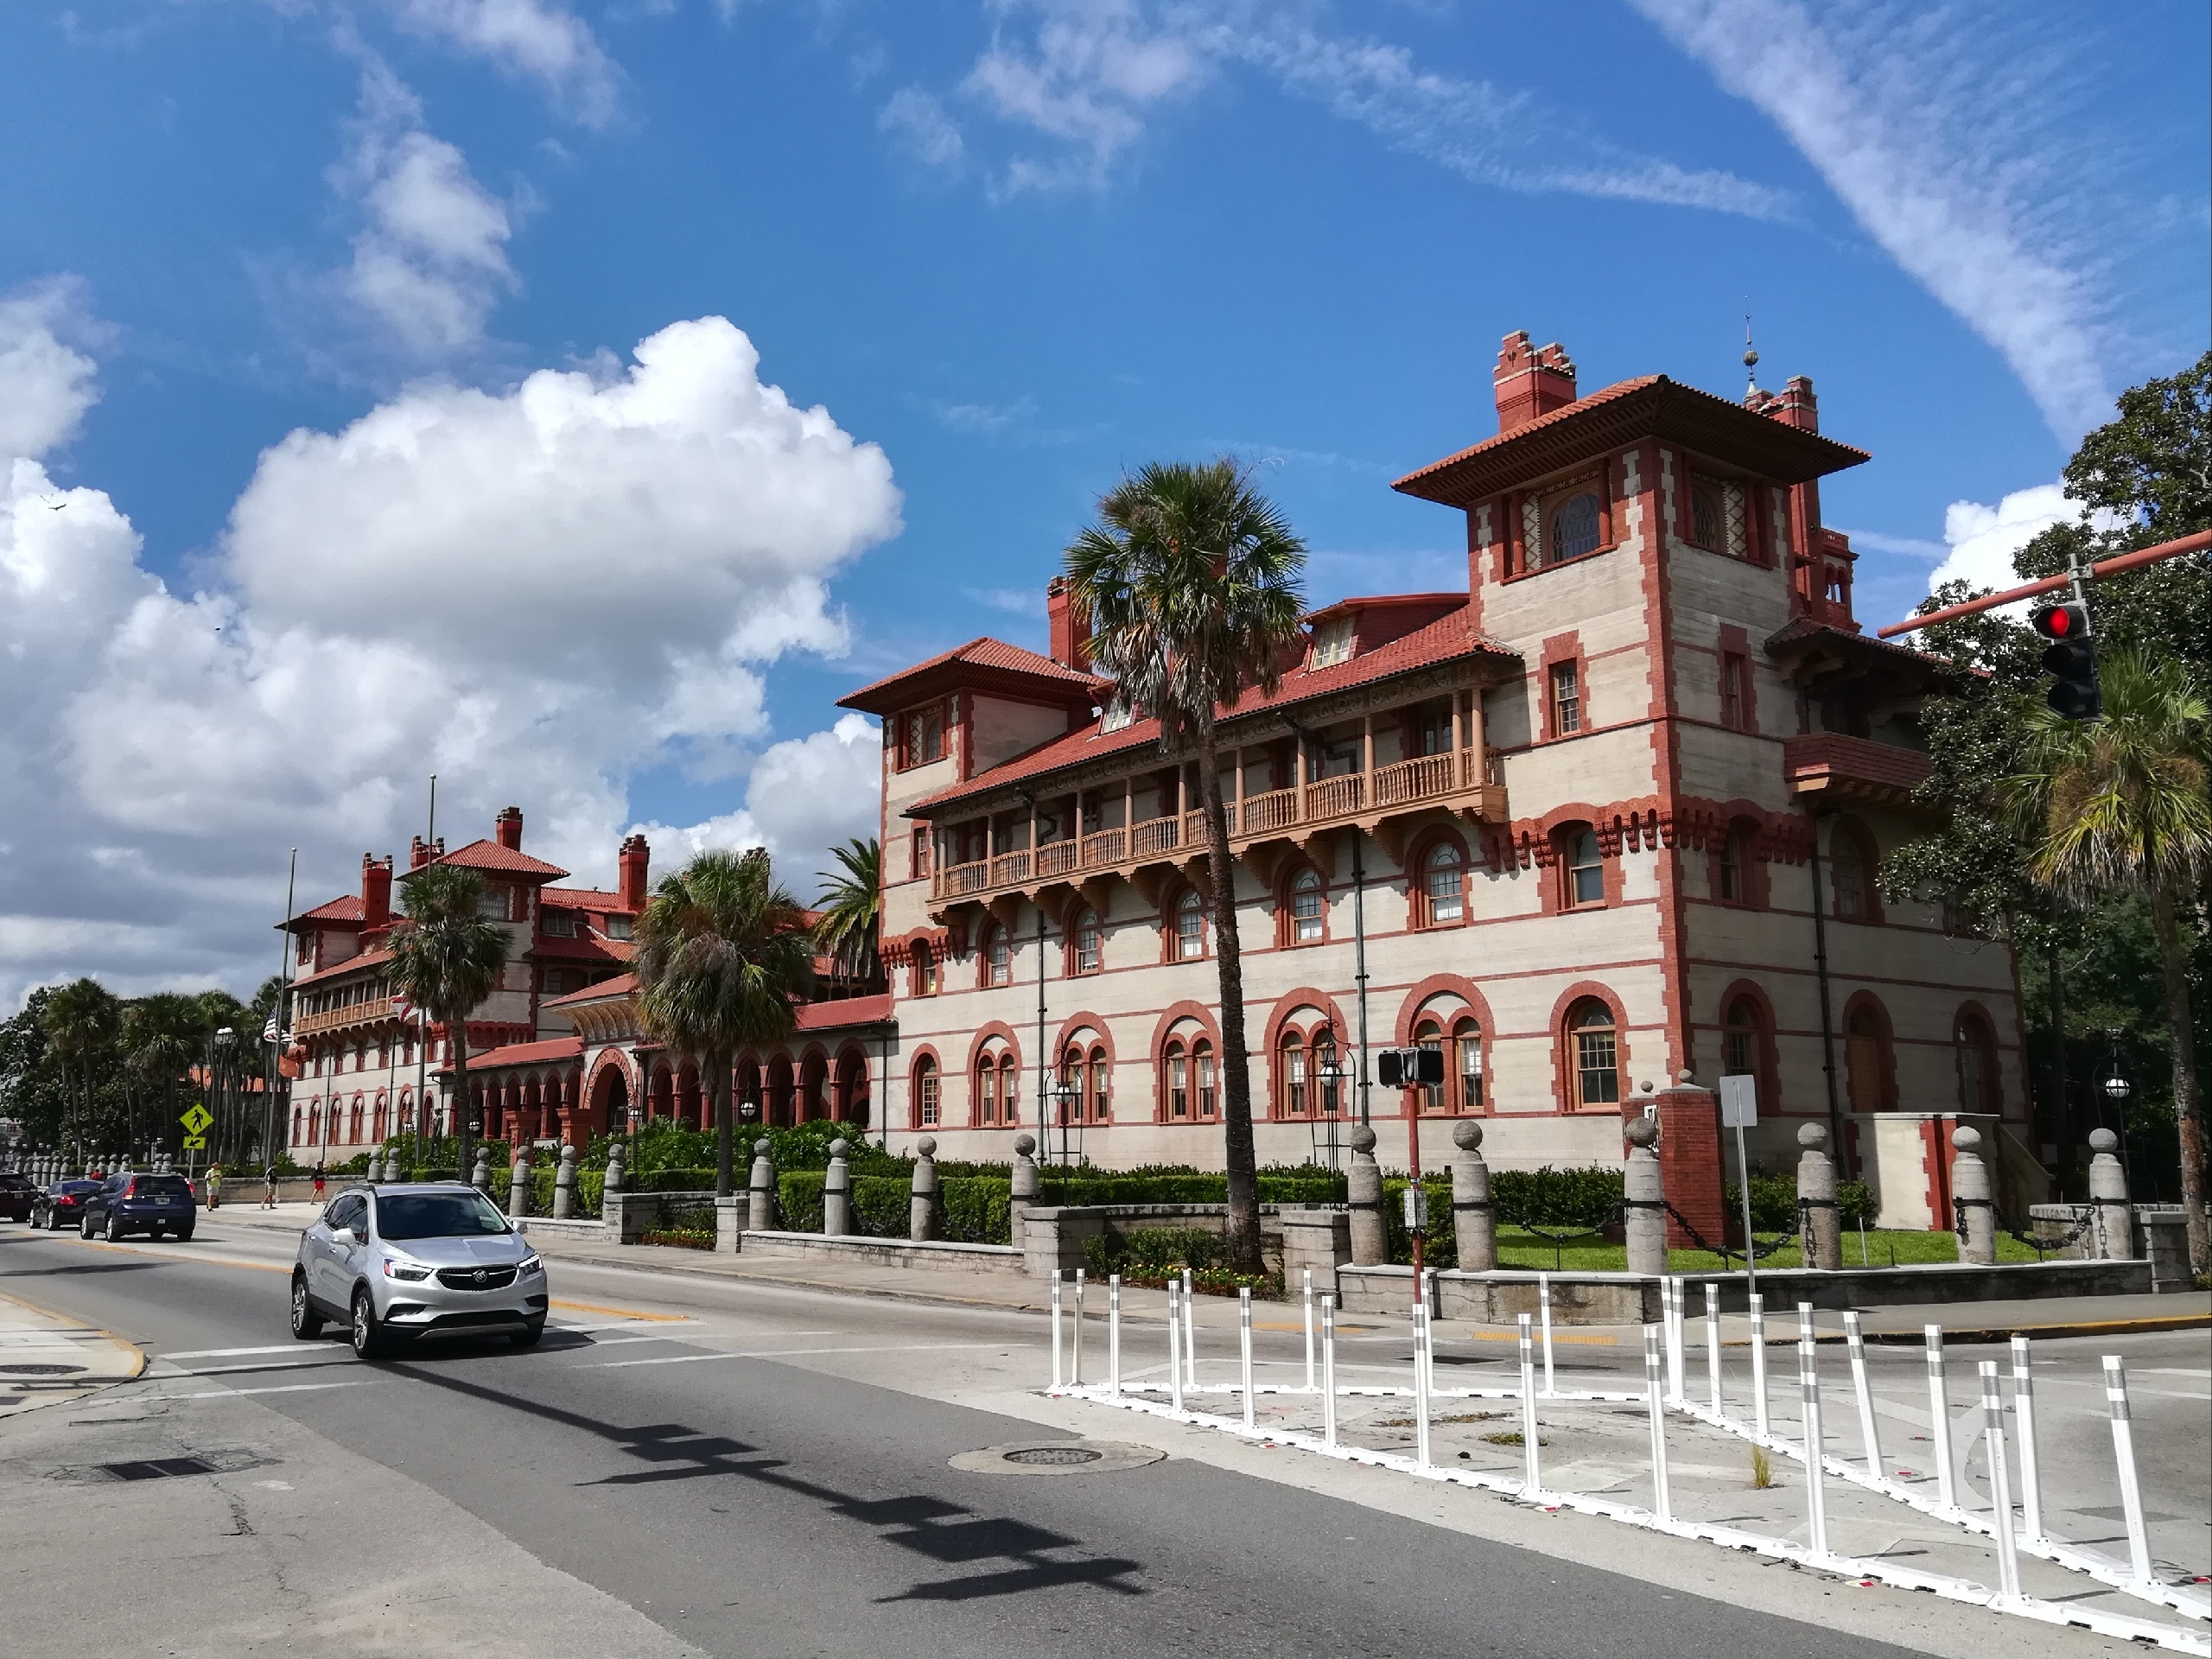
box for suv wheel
[289,1274,323,1339]
[511,1319,545,1348]
[79,1212,96,1239]
[349,1290,385,1361]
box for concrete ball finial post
[1950,1125,1997,1265]
[551,1144,577,1220]
[1796,1121,1841,1271]
[2086,1127,2133,1261]
[508,1153,531,1219]
[471,1148,493,1198]
[1623,1116,1668,1279]
[1450,1119,1496,1272]
[747,1137,777,1234]
[823,1137,851,1236]
[911,1135,941,1243]
[1346,1124,1384,1268]
[602,1142,625,1198]
[1009,1132,1040,1241]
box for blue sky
[0,0,2205,1003]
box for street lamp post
[1052,1074,1080,1168]
[1315,1054,1346,1172]
[2101,1032,2134,1192]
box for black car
[79,1173,197,1242]
[0,1172,35,1223]
[30,1180,103,1230]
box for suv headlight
[517,1254,543,1276]
[382,1258,432,1281]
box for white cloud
[931,394,1038,434]
[1926,481,2077,594]
[963,586,1045,616]
[385,0,620,125]
[1625,0,2111,438]
[337,64,520,353]
[0,304,901,1008]
[0,278,104,461]
[880,86,966,170]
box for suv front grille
[435,1265,518,1291]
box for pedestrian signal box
[1376,1046,1445,1089]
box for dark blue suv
[79,1173,198,1242]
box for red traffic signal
[2031,602,2088,641]
[2030,603,2101,720]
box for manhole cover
[99,1457,216,1482]
[1004,1446,1103,1466]
[0,1363,86,1376]
[949,1440,1166,1476]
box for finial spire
[1742,311,1763,403]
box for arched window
[912,943,939,996]
[1568,999,1620,1108]
[984,925,1011,988]
[1166,1040,1190,1120]
[1279,1030,1306,1116]
[976,1053,1001,1125]
[1955,1014,1996,1114]
[1195,1039,1217,1119]
[1087,1047,1110,1122]
[1846,1002,1890,1113]
[1073,908,1102,975]
[1566,829,1605,908]
[1059,1046,1084,1128]
[913,1055,940,1128]
[1829,822,1877,922]
[1290,868,1325,943]
[1174,890,1206,959]
[291,1108,302,1146]
[1453,1017,1484,1113]
[1723,998,1760,1082]
[372,1100,388,1142]
[1413,1020,1446,1114]
[1689,486,1720,550]
[1000,1053,1020,1125]
[397,1090,412,1135]
[1550,491,1603,563]
[1423,842,1464,925]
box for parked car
[291,1183,547,1360]
[78,1172,198,1242]
[0,1173,36,1223]
[30,1179,103,1230]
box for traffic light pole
[1876,528,2210,639]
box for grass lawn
[1486,1225,2050,1274]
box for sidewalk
[201,1201,2212,1341]
[0,1287,145,1420]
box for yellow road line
[77,1240,287,1274]
[550,1298,689,1321]
[1466,1328,1619,1345]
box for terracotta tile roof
[906,603,1516,815]
[796,994,893,1031]
[1763,617,1958,674]
[286,895,365,929]
[407,838,570,880]
[529,933,635,963]
[448,1035,583,1072]
[289,947,395,990]
[543,972,637,1009]
[542,887,634,911]
[1391,376,1870,508]
[837,636,1105,715]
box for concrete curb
[0,1284,147,1420]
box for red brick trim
[1147,1000,1222,1123]
[1273,856,1332,948]
[1711,976,1783,1116]
[1391,975,1494,1046]
[1537,631,1586,742]
[1405,824,1473,926]
[963,1020,1023,1081]
[907,1045,944,1132]
[1261,988,1348,1057]
[1952,1000,2001,1115]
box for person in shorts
[263,1163,279,1209]
[206,1163,224,1210]
[311,1166,326,1203]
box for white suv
[291,1184,548,1359]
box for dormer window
[1100,696,1134,734]
[603,914,632,940]
[1549,491,1603,563]
[1309,618,1352,670]
[542,910,575,938]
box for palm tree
[635,849,813,1197]
[2003,647,2212,1273]
[1065,459,1307,1272]
[43,978,120,1169]
[388,864,510,1183]
[814,837,882,993]
[124,993,208,1160]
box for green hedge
[1728,1173,1878,1230]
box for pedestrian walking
[263,1163,279,1209]
[311,1166,326,1204]
[206,1163,224,1211]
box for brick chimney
[409,836,433,869]
[618,834,651,912]
[1763,372,1819,432]
[1493,331,1577,432]
[361,855,393,928]
[494,806,524,851]
[1046,575,1091,670]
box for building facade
[842,333,2043,1203]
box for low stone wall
[1335,1257,2156,1324]
[516,1215,609,1241]
[602,1188,717,1246]
[1019,1203,1306,1280]
[732,1230,1024,1276]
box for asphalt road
[2,1217,2202,1659]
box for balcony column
[1468,691,1486,784]
[1362,713,1374,776]
[1451,691,1463,755]
[1122,776,1133,844]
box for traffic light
[2031,602,2101,720]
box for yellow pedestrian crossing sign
[181,1103,213,1135]
[182,1135,207,1151]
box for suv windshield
[133,1176,194,1198]
[377,1192,512,1241]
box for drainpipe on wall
[1351,830,1372,1128]
[1807,806,1845,1171]
[1035,906,1052,1166]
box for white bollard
[1643,1324,1673,1522]
[1704,1283,1723,1416]
[1303,1269,1316,1393]
[1665,1277,1688,1404]
[1925,1325,1958,1513]
[1321,1293,1339,1449]
[1845,1311,1883,1481]
[1749,1293,1770,1440]
[1181,1267,1198,1389]
[1108,1274,1122,1399]
[2010,1336,2041,1544]
[1072,1268,1085,1387]
[1517,1313,1542,1500]
[1413,1305,1433,1470]
[1167,1280,1185,1414]
[1800,1326,1829,1561]
[1979,1360,2024,1604]
[1538,1272,1556,1396]
[1050,1270,1065,1390]
[1423,1296,1439,1397]
[1239,1287,1256,1432]
[2102,1356,2156,1587]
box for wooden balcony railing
[929,746,1503,904]
[294,1001,394,1039]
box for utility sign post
[1719,1075,1758,1295]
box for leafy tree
[387,864,510,1181]
[0,988,68,1150]
[635,849,813,1197]
[124,992,208,1157]
[43,978,120,1165]
[2001,649,2212,1273]
[1064,459,1308,1273]
[813,837,882,992]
